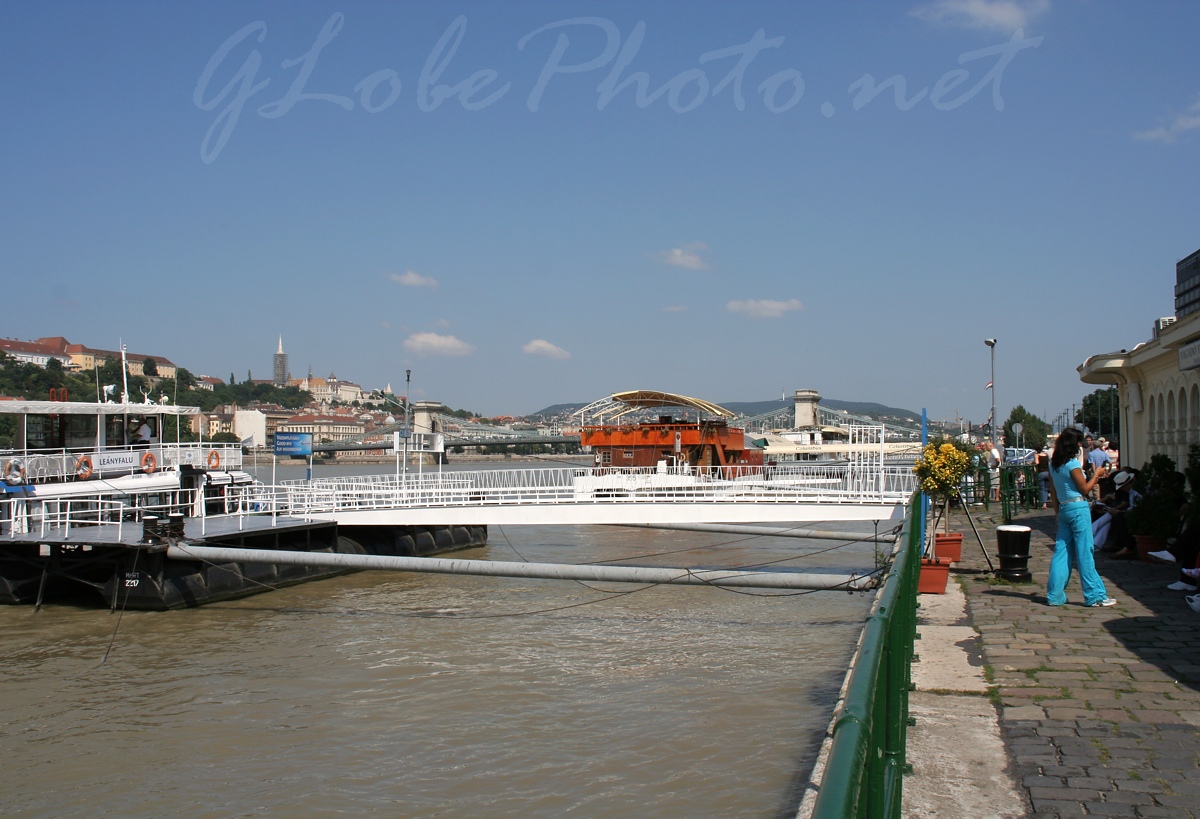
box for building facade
[1080,247,1200,470]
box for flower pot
[918,558,950,594]
[933,532,963,563]
[1133,534,1165,563]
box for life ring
[3,459,26,485]
[47,386,69,402]
[75,455,94,480]
[207,450,220,470]
[141,452,157,474]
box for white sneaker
[1167,581,1198,591]
[1147,550,1177,563]
[1188,595,1200,613]
[1089,598,1118,607]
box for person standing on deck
[1047,428,1116,607]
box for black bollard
[167,512,186,538]
[996,524,1033,582]
[142,515,161,544]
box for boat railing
[0,442,244,483]
[1,497,129,540]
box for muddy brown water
[1,464,885,817]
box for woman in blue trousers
[1047,428,1117,607]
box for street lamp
[984,339,997,447]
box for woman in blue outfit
[1047,428,1117,607]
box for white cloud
[403,332,475,355]
[910,0,1048,32]
[1134,96,1200,143]
[390,270,438,288]
[726,298,804,319]
[654,242,709,270]
[522,339,571,359]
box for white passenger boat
[0,396,486,609]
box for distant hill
[528,398,921,423]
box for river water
[0,462,887,817]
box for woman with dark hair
[1047,428,1117,607]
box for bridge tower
[793,389,821,429]
[413,401,444,436]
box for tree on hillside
[1003,405,1050,450]
[143,357,158,377]
[1075,387,1120,438]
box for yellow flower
[913,442,971,498]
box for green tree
[1075,387,1120,438]
[143,357,158,377]
[1003,405,1050,450]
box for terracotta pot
[933,533,963,563]
[1133,534,1165,563]
[918,558,950,594]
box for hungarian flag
[985,381,993,390]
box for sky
[1,1,1197,424]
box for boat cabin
[577,390,762,470]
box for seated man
[1094,470,1138,552]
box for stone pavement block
[1004,705,1047,720]
[1083,802,1137,816]
[1029,786,1103,801]
[1137,807,1195,818]
[1153,793,1200,811]
[1097,788,1157,804]
[1113,778,1166,792]
[1030,797,1088,814]
[1065,776,1112,789]
[1131,709,1187,723]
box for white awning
[0,400,200,416]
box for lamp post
[403,369,412,479]
[984,339,997,447]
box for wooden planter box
[918,558,950,594]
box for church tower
[273,336,289,386]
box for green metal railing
[1000,465,1041,522]
[809,492,921,818]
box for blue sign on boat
[274,431,313,457]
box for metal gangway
[259,461,916,527]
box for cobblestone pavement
[945,506,1200,818]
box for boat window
[65,415,95,449]
[105,416,127,447]
[25,415,57,449]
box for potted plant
[913,439,972,583]
[1126,453,1188,561]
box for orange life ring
[207,450,220,470]
[3,459,26,484]
[75,455,94,480]
[141,452,157,474]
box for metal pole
[404,369,411,480]
[617,522,897,542]
[985,339,997,447]
[167,544,882,591]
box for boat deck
[0,515,332,548]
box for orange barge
[578,391,762,470]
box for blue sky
[2,1,1197,424]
